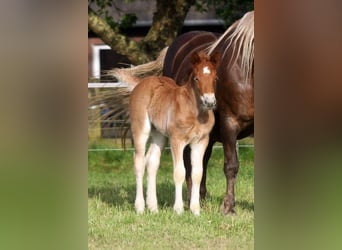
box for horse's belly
[149,116,169,136]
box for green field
[88,139,254,249]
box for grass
[88,139,254,249]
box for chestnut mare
[129,51,219,215]
[110,11,253,215]
[163,11,254,215]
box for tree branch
[88,7,151,64]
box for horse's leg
[221,130,239,215]
[183,145,192,207]
[220,141,239,215]
[132,117,151,214]
[189,137,209,216]
[145,130,166,213]
[170,140,186,214]
[200,139,215,200]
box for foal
[130,51,219,215]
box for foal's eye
[194,77,199,82]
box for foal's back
[130,76,179,136]
[130,74,203,138]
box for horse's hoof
[220,203,236,216]
[200,190,207,200]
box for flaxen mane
[207,11,254,81]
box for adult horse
[129,51,219,215]
[110,11,254,215]
[163,11,254,215]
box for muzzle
[201,93,216,110]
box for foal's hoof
[147,201,158,213]
[135,201,145,214]
[190,204,201,216]
[135,208,144,214]
[173,206,184,215]
[148,207,159,214]
[191,210,200,216]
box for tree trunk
[142,0,196,57]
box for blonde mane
[208,11,254,80]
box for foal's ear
[210,52,221,67]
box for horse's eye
[194,77,198,82]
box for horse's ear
[191,51,202,65]
[210,52,221,67]
[190,51,201,65]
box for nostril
[208,98,216,106]
[202,94,216,108]
[206,99,216,108]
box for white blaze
[203,66,211,74]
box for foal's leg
[189,137,209,216]
[145,131,166,213]
[170,140,186,214]
[132,118,151,214]
[185,139,215,206]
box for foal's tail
[89,47,168,149]
[107,46,168,89]
[109,68,141,90]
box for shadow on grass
[204,193,254,212]
[88,181,177,209]
[236,200,254,211]
[88,185,136,207]
[88,182,253,212]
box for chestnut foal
[130,51,219,215]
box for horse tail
[109,68,141,90]
[107,46,168,85]
[91,47,168,149]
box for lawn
[88,139,254,249]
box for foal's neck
[183,75,209,115]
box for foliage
[193,0,210,13]
[193,0,254,27]
[212,0,254,26]
[88,0,137,31]
[89,0,253,29]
